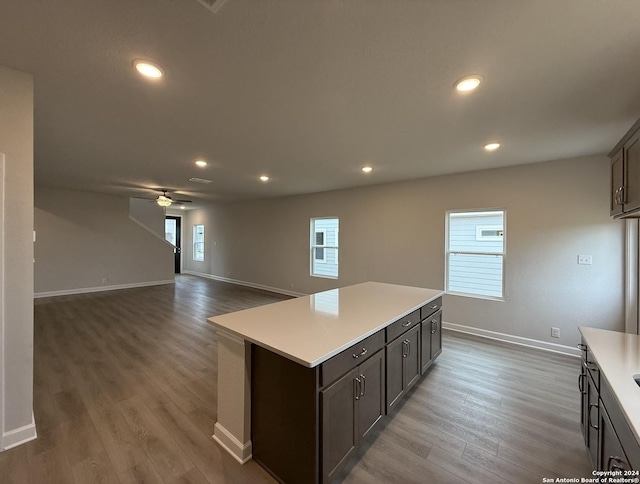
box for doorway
[165,216,182,274]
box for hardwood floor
[0,275,590,483]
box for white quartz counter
[579,327,640,445]
[208,281,444,368]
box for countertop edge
[208,287,443,368]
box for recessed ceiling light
[134,60,164,79]
[484,142,501,151]
[195,160,207,167]
[361,166,373,173]
[454,75,482,92]
[259,175,270,182]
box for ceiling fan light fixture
[134,60,164,79]
[157,195,172,207]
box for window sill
[445,290,504,302]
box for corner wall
[0,65,35,449]
[34,187,175,296]
[183,155,624,348]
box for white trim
[183,270,306,298]
[2,412,37,451]
[442,321,580,357]
[34,279,175,299]
[213,421,252,464]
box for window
[311,217,339,278]
[193,224,205,261]
[446,210,505,299]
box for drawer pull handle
[402,339,411,358]
[430,304,438,310]
[360,374,366,397]
[352,348,368,359]
[607,456,627,472]
[402,321,412,327]
[588,403,599,430]
[354,377,361,401]
[578,373,586,394]
[576,343,587,351]
[431,320,437,334]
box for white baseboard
[2,412,37,451]
[213,422,252,464]
[34,279,175,299]
[183,270,306,298]
[443,321,580,357]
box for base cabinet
[252,297,444,484]
[321,349,385,483]
[386,325,420,412]
[578,340,640,472]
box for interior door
[165,216,182,273]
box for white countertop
[579,327,640,445]
[208,281,444,367]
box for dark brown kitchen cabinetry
[610,118,640,218]
[386,325,420,412]
[420,298,442,374]
[578,341,640,472]
[251,296,444,484]
[321,349,385,482]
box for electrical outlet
[101,277,108,283]
[578,254,592,265]
[551,327,560,338]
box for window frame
[310,217,339,279]
[193,224,205,262]
[445,209,506,301]
[314,229,327,263]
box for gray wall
[0,66,34,442]
[35,187,175,294]
[183,154,624,347]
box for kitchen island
[208,281,444,483]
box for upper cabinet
[610,118,640,218]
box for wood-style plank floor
[0,275,591,483]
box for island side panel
[213,330,253,463]
[252,344,320,484]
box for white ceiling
[1,0,639,204]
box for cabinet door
[420,319,432,374]
[586,373,599,468]
[611,150,624,216]
[321,367,359,483]
[357,350,385,441]
[430,310,443,360]
[386,335,405,412]
[624,133,640,213]
[404,325,421,392]
[579,362,588,445]
[599,403,631,472]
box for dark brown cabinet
[252,296,444,483]
[386,325,420,412]
[420,300,442,374]
[610,118,640,218]
[578,340,640,472]
[321,349,385,482]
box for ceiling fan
[134,189,192,207]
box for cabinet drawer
[420,297,442,320]
[386,309,421,342]
[321,330,384,387]
[600,378,640,470]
